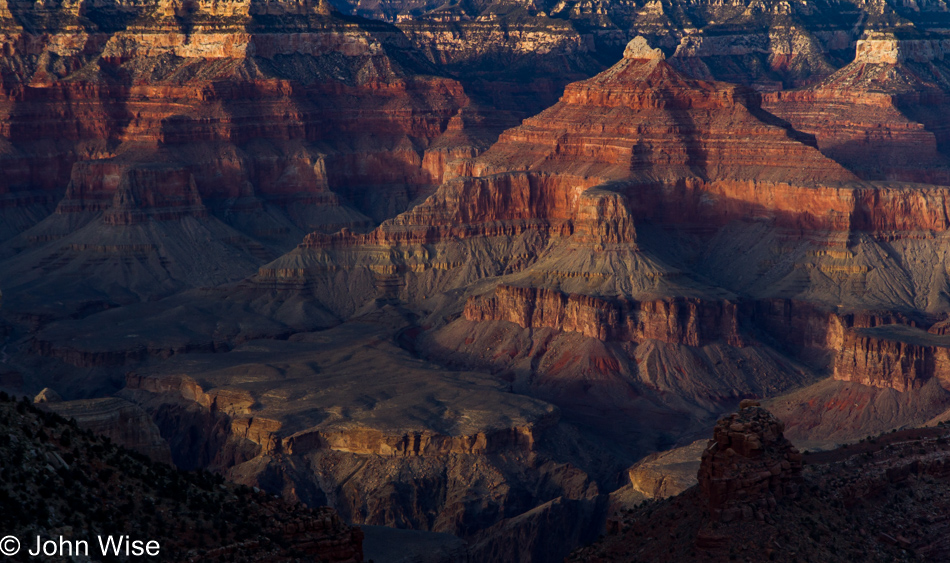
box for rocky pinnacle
[698,400,804,523]
[623,36,665,60]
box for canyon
[5,0,950,560]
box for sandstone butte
[296,34,859,252]
[764,32,950,185]
[290,32,950,272]
[273,33,865,322]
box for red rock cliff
[833,325,950,392]
[464,284,744,347]
[0,5,486,229]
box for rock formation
[332,0,950,94]
[668,24,838,88]
[626,439,706,499]
[32,387,61,403]
[697,400,803,523]
[265,34,857,322]
[833,325,950,392]
[764,33,950,183]
[623,35,665,60]
[78,307,611,563]
[0,0,508,318]
[570,416,950,562]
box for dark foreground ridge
[569,401,950,562]
[0,393,364,562]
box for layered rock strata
[0,2,520,314]
[833,324,950,392]
[330,0,950,94]
[669,25,839,89]
[464,285,744,347]
[296,33,855,250]
[460,285,934,367]
[95,312,612,558]
[263,35,861,320]
[764,33,950,184]
[0,0,501,268]
[287,32,950,287]
[125,370,554,459]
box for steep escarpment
[332,0,946,91]
[832,324,950,392]
[41,396,174,464]
[453,287,940,373]
[427,276,950,460]
[397,15,606,111]
[760,320,950,448]
[668,23,841,89]
[423,306,816,464]
[0,11,467,225]
[463,285,744,346]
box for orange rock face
[478,58,847,184]
[278,39,950,450]
[300,33,950,263]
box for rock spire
[623,36,665,60]
[697,400,803,523]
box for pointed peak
[623,36,665,61]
